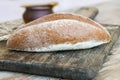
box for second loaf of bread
[7,13,111,52]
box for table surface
[0,26,119,80]
[0,1,120,80]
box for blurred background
[0,0,108,22]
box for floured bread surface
[18,13,106,31]
[7,19,111,52]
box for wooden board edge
[0,60,91,80]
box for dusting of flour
[10,19,110,52]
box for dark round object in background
[23,5,53,23]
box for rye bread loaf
[7,13,111,52]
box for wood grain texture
[75,7,98,19]
[0,19,24,41]
[0,71,61,80]
[0,26,119,80]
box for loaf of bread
[7,13,111,52]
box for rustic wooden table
[0,1,120,79]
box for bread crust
[7,13,111,52]
[19,13,105,30]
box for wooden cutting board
[0,25,119,80]
[0,7,119,80]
